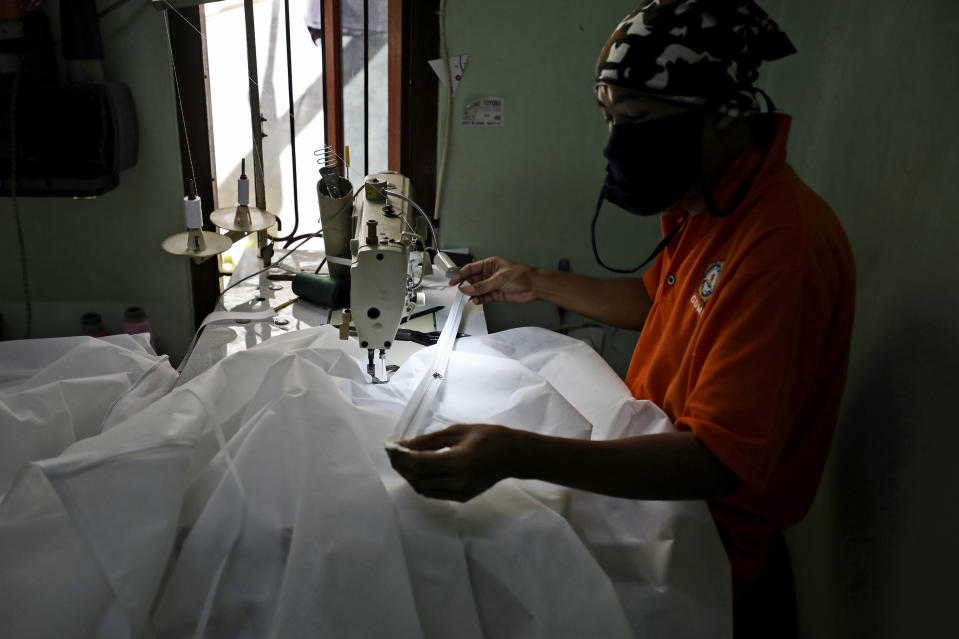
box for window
[202,0,389,277]
[165,0,439,320]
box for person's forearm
[529,269,652,330]
[508,430,740,500]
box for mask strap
[591,190,690,273]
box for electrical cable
[384,195,431,289]
[9,68,30,338]
[408,234,427,289]
[391,214,427,288]
[384,190,440,252]
[214,187,363,308]
[283,231,324,244]
[433,0,453,221]
[175,188,361,371]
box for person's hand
[449,257,537,305]
[386,424,519,502]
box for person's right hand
[450,257,537,305]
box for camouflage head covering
[596,0,796,117]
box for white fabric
[392,289,469,441]
[0,334,178,497]
[0,327,730,638]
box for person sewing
[388,1,854,636]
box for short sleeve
[677,267,825,488]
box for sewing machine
[175,170,474,387]
[316,170,459,383]
[347,173,421,382]
[315,169,422,382]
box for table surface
[177,248,487,386]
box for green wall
[439,1,959,637]
[760,1,959,637]
[436,1,654,376]
[0,3,195,363]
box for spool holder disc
[210,206,276,232]
[161,229,233,257]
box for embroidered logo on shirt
[690,261,725,315]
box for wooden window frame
[388,0,438,216]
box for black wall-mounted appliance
[0,2,138,198]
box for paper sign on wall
[428,55,468,94]
[461,96,504,127]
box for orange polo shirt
[625,114,854,594]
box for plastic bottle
[122,306,157,352]
[80,312,107,338]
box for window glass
[204,0,333,283]
[340,0,389,191]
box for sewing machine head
[349,172,421,382]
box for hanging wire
[162,7,197,194]
[319,0,330,161]
[160,0,261,88]
[273,0,303,245]
[363,0,369,177]
[434,0,454,222]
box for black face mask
[591,110,704,273]
[601,109,704,216]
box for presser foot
[367,349,398,384]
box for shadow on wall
[833,314,959,637]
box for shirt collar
[666,113,792,224]
[706,113,791,215]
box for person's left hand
[386,424,518,502]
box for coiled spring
[315,145,350,198]
[314,145,339,170]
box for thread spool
[162,190,232,256]
[292,273,350,309]
[209,158,275,233]
[122,306,157,352]
[184,195,203,229]
[81,312,107,338]
[238,159,250,205]
[237,175,250,206]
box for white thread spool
[184,195,203,229]
[237,175,250,206]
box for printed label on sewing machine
[461,97,504,127]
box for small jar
[81,312,107,337]
[122,306,157,352]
